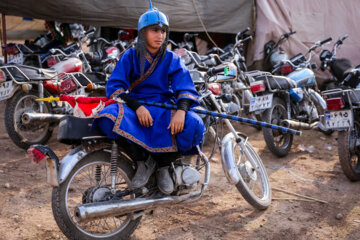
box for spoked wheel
[262,96,293,157]
[338,122,360,181]
[5,90,53,149]
[223,132,272,210]
[52,151,141,240]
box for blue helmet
[138,0,169,31]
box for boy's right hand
[136,106,153,127]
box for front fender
[221,132,241,185]
[58,146,89,184]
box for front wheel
[5,90,53,149]
[338,123,360,181]
[262,96,293,157]
[225,133,272,209]
[52,151,141,240]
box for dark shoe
[156,166,174,195]
[131,156,156,189]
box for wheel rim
[269,103,291,150]
[13,94,50,143]
[65,161,133,238]
[234,138,270,201]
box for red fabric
[59,94,116,117]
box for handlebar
[184,33,199,42]
[320,37,332,45]
[335,34,349,46]
[236,27,251,42]
[207,66,226,77]
[85,29,95,36]
[49,48,70,57]
[283,31,296,39]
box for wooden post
[1,14,7,63]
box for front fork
[209,94,255,184]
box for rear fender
[58,146,89,184]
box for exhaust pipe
[281,119,318,130]
[22,113,66,125]
[75,189,203,223]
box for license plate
[325,110,353,129]
[8,53,24,64]
[0,81,14,101]
[249,94,273,112]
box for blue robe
[93,48,205,153]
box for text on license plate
[325,110,353,129]
[249,94,273,112]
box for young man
[93,2,205,195]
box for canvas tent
[0,0,359,73]
[0,0,253,34]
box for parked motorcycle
[263,30,296,73]
[27,65,271,240]
[321,67,360,181]
[249,38,332,157]
[319,34,355,90]
[0,30,106,149]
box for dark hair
[135,24,169,76]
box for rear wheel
[262,96,293,157]
[338,122,360,181]
[5,90,53,149]
[52,151,141,240]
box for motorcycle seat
[255,75,296,90]
[72,72,107,87]
[6,64,58,81]
[58,116,106,145]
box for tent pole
[1,14,7,63]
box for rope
[191,0,219,49]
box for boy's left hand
[168,110,186,135]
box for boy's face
[145,25,166,52]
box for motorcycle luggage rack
[245,70,291,93]
[0,64,58,83]
[322,88,360,107]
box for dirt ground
[0,101,360,240]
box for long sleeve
[106,49,133,99]
[168,52,200,106]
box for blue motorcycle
[248,38,332,157]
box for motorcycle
[319,34,355,90]
[248,38,333,157]
[263,30,296,73]
[0,29,108,149]
[27,65,272,240]
[321,67,360,181]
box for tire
[52,151,141,240]
[262,96,293,157]
[338,124,360,181]
[232,134,272,209]
[5,90,53,149]
[319,128,334,136]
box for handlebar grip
[239,27,250,37]
[207,66,226,77]
[241,36,252,43]
[343,72,353,83]
[201,55,211,62]
[219,51,231,60]
[320,37,332,45]
[85,29,95,35]
[341,34,349,41]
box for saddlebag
[57,116,105,145]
